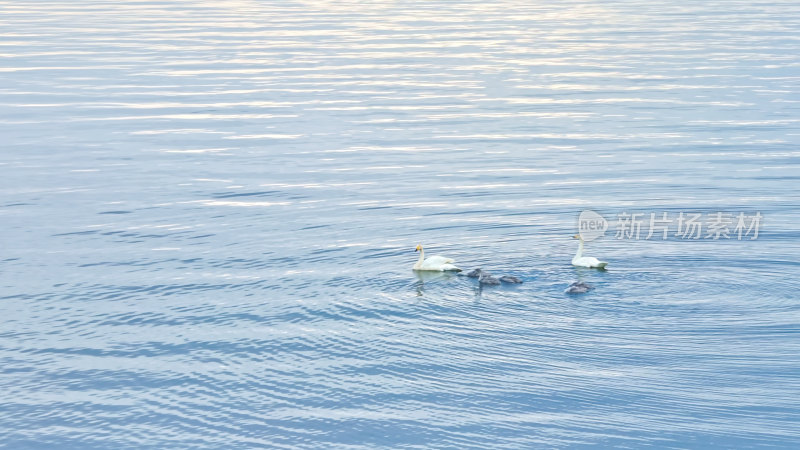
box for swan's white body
[572,235,608,268]
[413,245,461,272]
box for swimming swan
[465,269,522,284]
[413,244,461,272]
[565,281,594,294]
[571,235,608,269]
[478,272,500,285]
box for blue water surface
[1,0,799,448]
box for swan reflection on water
[412,270,458,296]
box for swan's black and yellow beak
[572,234,581,239]
[415,245,421,252]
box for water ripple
[2,0,799,447]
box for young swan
[565,281,594,294]
[571,235,608,269]
[413,244,461,272]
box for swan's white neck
[415,248,425,268]
[574,239,584,260]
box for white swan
[572,234,608,268]
[413,244,461,272]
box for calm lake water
[2,0,800,448]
